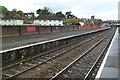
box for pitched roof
[2,15,23,20]
[35,15,62,20]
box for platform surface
[96,27,120,79]
[2,28,108,50]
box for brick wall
[2,25,101,37]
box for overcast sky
[0,0,119,20]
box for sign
[56,26,59,30]
[27,26,36,31]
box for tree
[65,11,77,19]
[4,11,11,16]
[12,9,17,13]
[65,11,71,18]
[64,18,80,25]
[36,7,53,16]
[0,6,8,14]
[42,7,53,15]
[36,9,42,15]
[56,11,65,18]
[17,10,24,17]
[9,9,18,16]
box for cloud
[33,0,118,20]
[96,9,118,20]
[0,0,38,12]
[0,0,119,20]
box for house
[0,16,23,25]
[79,22,84,26]
[24,13,34,19]
[34,15,63,26]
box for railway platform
[96,27,120,79]
[2,28,107,50]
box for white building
[34,15,63,26]
[0,16,23,25]
[79,22,84,26]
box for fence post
[59,26,62,32]
[67,26,69,31]
[51,26,52,33]
[19,26,22,36]
[58,26,60,32]
[38,26,40,34]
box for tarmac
[2,29,99,50]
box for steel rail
[84,31,114,80]
[2,32,103,80]
[50,31,113,80]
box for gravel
[14,28,114,79]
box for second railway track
[51,28,115,80]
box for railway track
[1,30,108,80]
[50,28,115,80]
